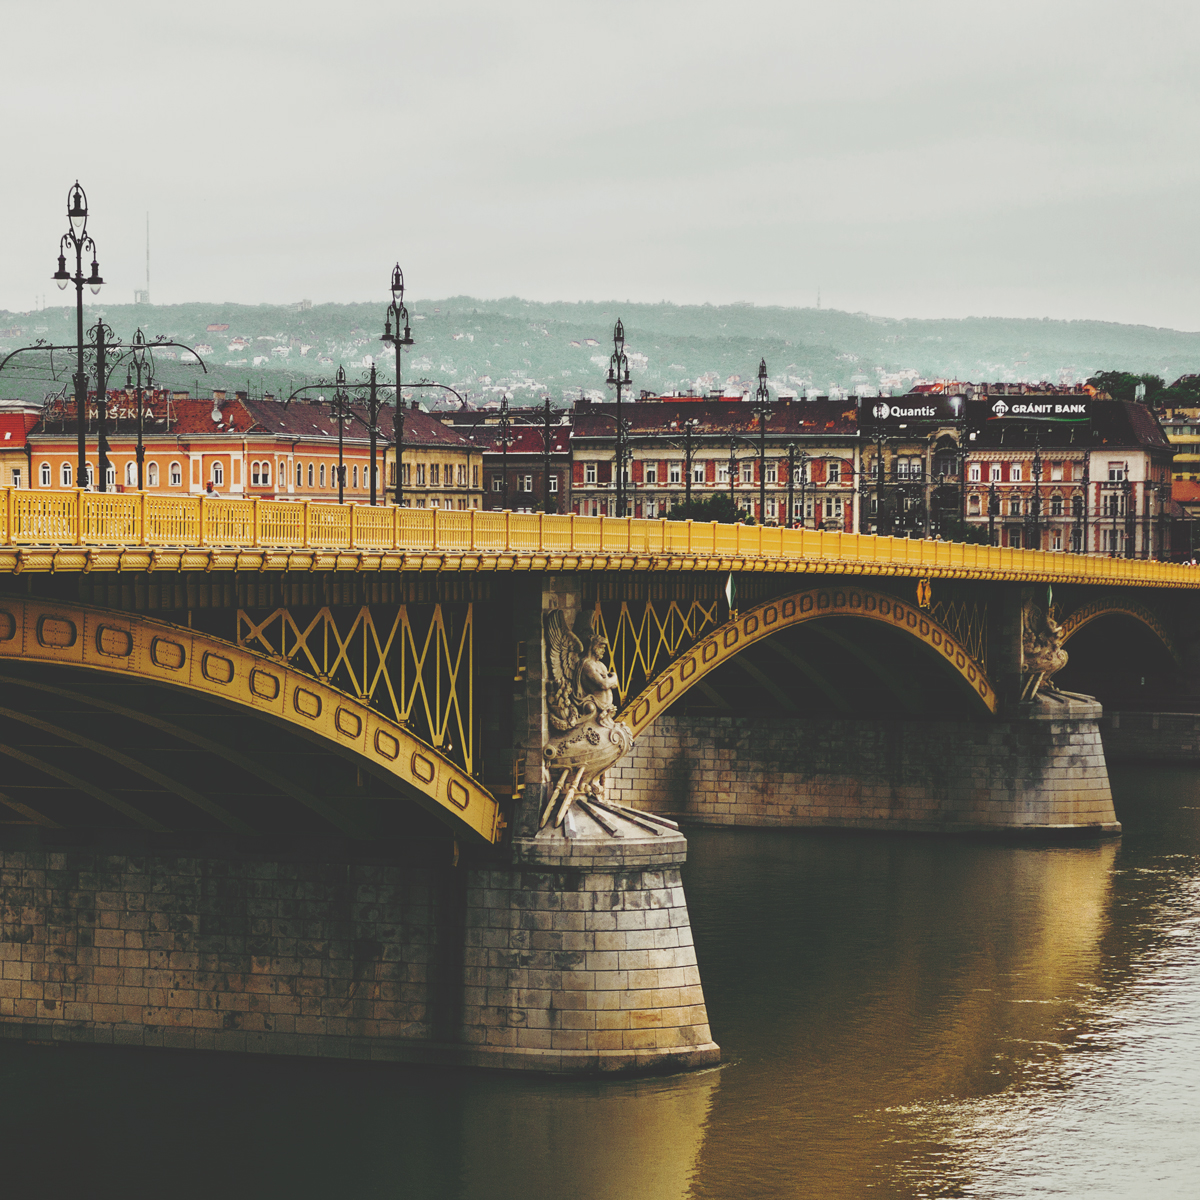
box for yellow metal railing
[1,487,1197,588]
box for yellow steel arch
[1060,595,1182,666]
[619,585,997,737]
[0,597,500,844]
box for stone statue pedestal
[458,827,720,1074]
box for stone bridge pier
[609,581,1122,838]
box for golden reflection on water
[678,832,1120,1199]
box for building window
[1051,463,1064,482]
[40,462,51,487]
[717,463,729,484]
[1010,465,1022,483]
[353,464,359,488]
[1052,531,1063,551]
[585,463,597,484]
[320,463,326,488]
[645,464,657,484]
[968,495,981,515]
[11,468,21,488]
[549,474,558,493]
[416,464,425,486]
[492,477,503,492]
[403,463,411,486]
[445,463,454,486]
[1108,462,1126,481]
[693,464,704,484]
[522,475,533,492]
[279,460,286,488]
[147,462,159,487]
[212,461,224,487]
[307,463,314,487]
[85,463,94,488]
[106,464,116,489]
[669,463,681,484]
[262,461,271,487]
[827,462,840,484]
[1051,495,1063,516]
[251,462,261,486]
[169,462,181,486]
[1010,498,1021,516]
[431,463,439,487]
[472,466,479,488]
[741,462,753,484]
[990,464,1002,482]
[764,463,777,484]
[126,462,137,487]
[969,464,981,482]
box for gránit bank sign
[988,399,1089,418]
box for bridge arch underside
[1057,613,1182,710]
[0,660,461,845]
[645,613,993,726]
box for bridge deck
[1,488,1194,588]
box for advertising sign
[984,397,1089,421]
[861,396,965,428]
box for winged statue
[1020,601,1090,703]
[540,607,636,832]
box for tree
[666,493,743,524]
[1086,371,1165,403]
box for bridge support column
[614,699,1119,836]
[459,576,719,1073]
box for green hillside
[3,297,1199,411]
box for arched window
[353,464,359,488]
[148,462,159,487]
[261,461,270,487]
[278,460,285,488]
[169,461,182,486]
[125,462,137,487]
[105,464,115,488]
[251,462,261,486]
[307,463,314,487]
[85,463,94,488]
[296,461,302,488]
[40,462,51,487]
[212,461,224,487]
[61,462,72,487]
[319,463,326,488]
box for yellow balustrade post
[568,511,575,551]
[198,495,208,547]
[661,516,667,554]
[302,500,311,549]
[686,519,693,554]
[626,514,631,554]
[392,503,400,551]
[711,520,718,554]
[139,491,147,547]
[431,504,439,551]
[505,510,511,552]
[4,486,11,546]
[348,501,356,549]
[252,498,260,547]
[469,506,477,552]
[75,489,84,545]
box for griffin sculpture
[1020,601,1090,703]
[540,607,636,831]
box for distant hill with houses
[2,296,1199,411]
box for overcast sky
[3,0,1198,328]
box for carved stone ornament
[1020,601,1091,703]
[539,608,640,834]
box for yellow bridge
[1,487,1196,587]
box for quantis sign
[862,396,965,428]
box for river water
[2,764,1198,1198]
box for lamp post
[786,442,797,527]
[988,480,998,544]
[381,264,413,506]
[1026,434,1043,551]
[497,392,513,510]
[539,394,556,514]
[668,417,700,516]
[606,319,631,517]
[796,449,811,528]
[328,365,355,505]
[89,319,116,491]
[126,328,151,490]
[751,358,771,523]
[51,181,103,489]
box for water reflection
[2,765,1199,1199]
[681,831,1119,1198]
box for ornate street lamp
[52,181,103,489]
[751,358,772,523]
[497,392,514,510]
[328,365,356,504]
[126,328,151,490]
[606,319,632,517]
[667,416,700,515]
[381,263,414,505]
